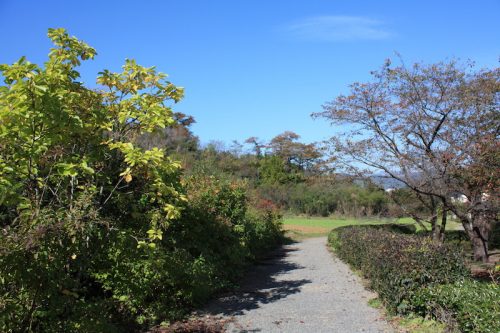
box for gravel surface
[203,237,394,333]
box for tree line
[137,120,395,218]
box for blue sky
[1,0,499,147]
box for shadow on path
[204,245,312,317]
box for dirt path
[203,237,394,333]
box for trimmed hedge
[328,225,468,314]
[329,225,500,332]
[413,280,500,333]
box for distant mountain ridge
[369,175,406,190]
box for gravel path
[203,237,394,333]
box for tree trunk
[433,209,446,244]
[465,213,491,263]
[454,202,493,263]
[470,230,489,263]
[428,196,439,240]
[430,213,439,242]
[440,208,447,242]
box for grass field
[283,216,462,239]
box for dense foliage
[162,142,396,219]
[137,113,398,218]
[328,226,469,313]
[256,180,389,217]
[413,280,500,333]
[0,29,283,332]
[329,226,500,332]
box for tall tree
[244,136,264,157]
[314,59,499,262]
[269,131,321,171]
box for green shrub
[413,280,500,333]
[82,173,284,328]
[0,169,284,332]
[0,28,188,331]
[0,201,133,332]
[181,174,284,265]
[0,29,284,332]
[329,225,500,332]
[328,226,468,314]
[255,180,391,217]
[243,208,284,259]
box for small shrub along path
[202,237,393,333]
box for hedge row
[328,225,468,313]
[328,225,500,332]
[413,280,500,333]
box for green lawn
[283,216,462,239]
[284,216,412,228]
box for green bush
[244,208,284,259]
[0,200,134,332]
[181,174,284,265]
[329,225,500,332]
[0,165,284,332]
[328,226,468,314]
[413,280,500,333]
[256,181,390,217]
[0,29,284,332]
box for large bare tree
[314,59,499,262]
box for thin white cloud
[284,16,392,41]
